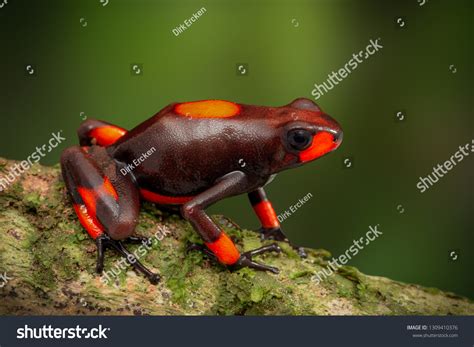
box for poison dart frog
[61,98,343,284]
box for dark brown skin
[109,99,341,195]
[61,98,343,283]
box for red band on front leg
[205,232,240,265]
[253,201,280,229]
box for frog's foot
[125,235,153,245]
[257,227,307,258]
[257,226,288,241]
[233,244,281,274]
[187,242,218,261]
[96,234,160,285]
[187,242,282,273]
[247,188,307,258]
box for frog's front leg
[60,146,160,284]
[248,187,307,258]
[182,171,281,273]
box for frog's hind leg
[60,146,160,284]
[182,171,281,273]
[248,187,307,258]
[78,119,127,147]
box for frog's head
[271,98,343,172]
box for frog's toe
[256,227,307,258]
[257,227,289,242]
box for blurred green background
[0,0,472,299]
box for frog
[60,98,343,284]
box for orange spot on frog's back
[174,100,241,118]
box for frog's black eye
[287,129,313,151]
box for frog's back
[107,101,277,196]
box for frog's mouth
[298,130,342,163]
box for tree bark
[0,157,472,315]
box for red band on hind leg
[205,232,240,265]
[253,201,280,229]
[77,186,97,216]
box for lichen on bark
[0,157,473,315]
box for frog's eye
[287,129,313,151]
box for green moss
[0,182,24,207]
[241,231,261,251]
[161,250,203,305]
[1,157,474,316]
[306,248,332,259]
[289,270,313,280]
[19,216,85,291]
[423,286,443,295]
[209,267,305,315]
[337,266,363,282]
[278,242,300,259]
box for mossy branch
[0,157,473,315]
